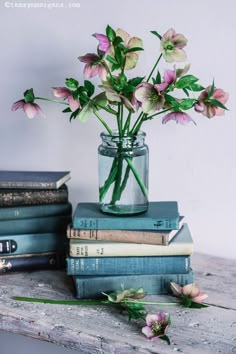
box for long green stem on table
[13,296,178,306]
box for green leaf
[113,36,123,46]
[72,90,79,100]
[106,55,117,65]
[62,107,71,113]
[106,25,116,42]
[84,80,95,97]
[111,63,122,71]
[114,47,123,65]
[93,92,108,110]
[159,335,171,345]
[128,76,145,87]
[77,102,93,122]
[175,75,199,89]
[188,83,205,92]
[183,88,190,97]
[23,88,35,103]
[180,98,196,110]
[207,99,228,110]
[164,94,180,110]
[190,302,209,309]
[150,30,162,40]
[65,78,79,90]
[124,47,144,54]
[69,107,80,121]
[155,71,161,84]
[207,79,215,98]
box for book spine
[0,187,68,207]
[0,215,71,235]
[67,227,169,245]
[73,271,194,299]
[0,202,72,221]
[0,253,64,273]
[72,217,179,231]
[66,256,191,275]
[69,240,193,257]
[0,234,67,255]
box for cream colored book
[69,223,193,257]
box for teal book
[69,223,193,257]
[66,255,190,275]
[0,202,72,221]
[0,215,71,235]
[0,170,71,189]
[0,233,67,255]
[72,271,194,299]
[72,201,179,230]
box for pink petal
[52,87,70,98]
[93,33,110,53]
[162,28,176,41]
[11,100,25,111]
[172,33,188,48]
[68,96,80,112]
[182,283,200,298]
[162,112,195,125]
[142,326,155,339]
[146,314,161,326]
[194,102,205,113]
[23,103,41,119]
[78,53,99,64]
[164,69,176,84]
[83,63,99,79]
[170,282,183,297]
[193,292,208,304]
[98,65,108,81]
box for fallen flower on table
[142,312,171,344]
[170,282,208,308]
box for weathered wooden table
[0,253,235,354]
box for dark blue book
[0,170,70,189]
[0,252,65,273]
[72,201,179,230]
[0,203,72,221]
[0,233,67,255]
[72,271,194,299]
[0,215,71,235]
[66,255,190,275]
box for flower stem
[93,110,113,136]
[146,53,162,83]
[35,97,69,105]
[125,157,148,199]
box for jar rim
[100,130,146,138]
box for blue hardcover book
[0,215,71,235]
[72,201,179,230]
[73,271,194,299]
[0,233,67,255]
[0,203,72,221]
[66,255,190,275]
[0,170,71,189]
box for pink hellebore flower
[160,28,188,63]
[93,33,111,54]
[194,86,229,118]
[157,68,177,91]
[134,83,164,114]
[162,111,195,125]
[142,312,170,339]
[78,53,108,81]
[53,87,80,112]
[170,282,208,304]
[11,100,44,119]
[115,28,143,70]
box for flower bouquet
[12,25,229,215]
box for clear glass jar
[98,131,149,215]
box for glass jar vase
[98,131,149,215]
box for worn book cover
[69,223,193,257]
[0,170,71,189]
[73,201,180,230]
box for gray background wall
[0,1,235,257]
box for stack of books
[0,170,72,274]
[66,202,194,299]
